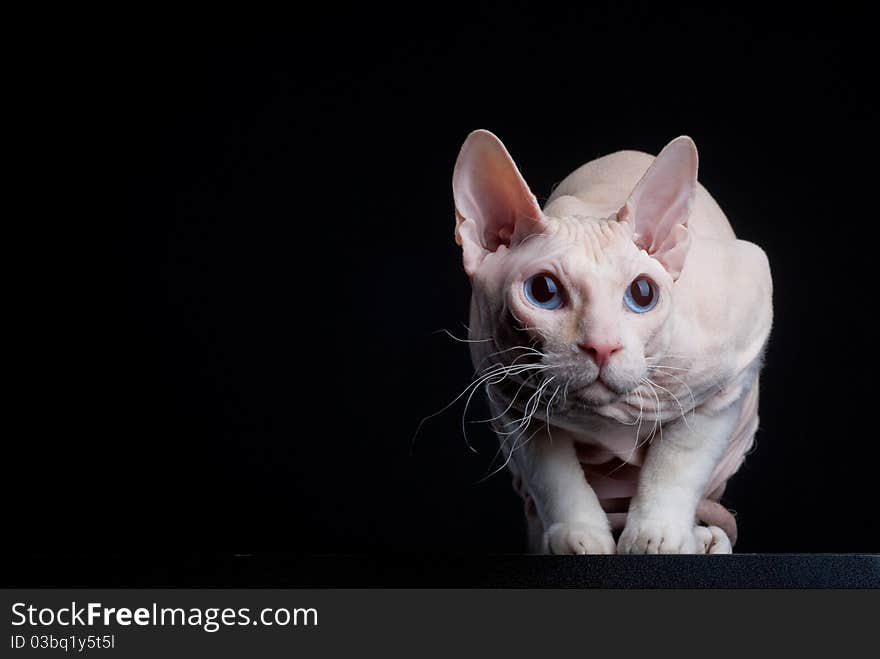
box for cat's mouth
[571,377,627,406]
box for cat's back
[546,149,735,241]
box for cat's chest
[549,410,654,466]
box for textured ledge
[4,553,879,588]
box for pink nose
[578,341,622,369]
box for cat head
[452,130,697,406]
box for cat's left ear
[619,136,698,280]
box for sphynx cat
[452,130,772,554]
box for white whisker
[645,376,693,432]
[434,328,493,344]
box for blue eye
[624,276,658,313]
[524,273,564,310]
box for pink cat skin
[452,130,772,554]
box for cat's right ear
[452,130,545,276]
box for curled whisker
[470,366,553,424]
[494,377,554,438]
[479,377,556,482]
[473,344,548,375]
[461,364,553,450]
[636,378,663,446]
[644,376,693,433]
[647,367,697,422]
[544,385,561,443]
[433,328,495,344]
[411,360,545,452]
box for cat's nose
[578,340,622,369]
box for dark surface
[5,554,879,589]
[15,5,878,562]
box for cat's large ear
[453,130,545,275]
[619,136,698,280]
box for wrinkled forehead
[546,216,635,258]
[504,216,640,276]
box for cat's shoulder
[688,233,770,280]
[726,238,772,290]
[680,235,773,359]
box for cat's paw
[618,519,698,554]
[543,522,616,555]
[693,525,732,554]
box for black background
[18,4,877,557]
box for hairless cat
[452,131,772,554]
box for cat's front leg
[512,429,615,555]
[618,400,741,554]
